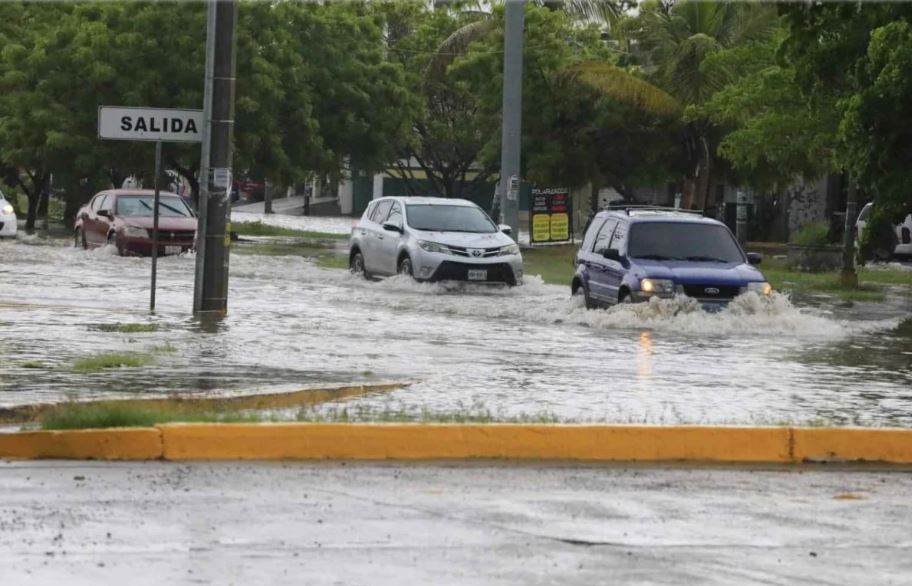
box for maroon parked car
[74,189,197,256]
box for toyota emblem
[470,249,483,258]
[704,287,720,295]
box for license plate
[467,269,487,281]
[164,246,182,255]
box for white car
[855,202,912,259]
[349,197,523,285]
[0,191,17,238]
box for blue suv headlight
[744,281,773,296]
[640,278,675,295]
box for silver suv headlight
[123,226,149,238]
[745,281,773,296]
[640,278,675,295]
[1,204,13,216]
[498,244,520,256]
[417,240,448,254]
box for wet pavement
[1,237,911,426]
[1,460,911,585]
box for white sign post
[98,106,203,311]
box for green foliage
[781,2,912,219]
[858,209,899,263]
[789,221,830,247]
[97,323,159,334]
[0,2,413,226]
[41,402,259,430]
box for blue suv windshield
[628,222,744,263]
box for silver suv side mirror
[498,224,512,236]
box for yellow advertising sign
[532,213,550,242]
[550,213,569,241]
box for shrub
[790,221,830,246]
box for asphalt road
[1,461,911,585]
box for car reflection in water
[74,189,197,256]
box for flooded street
[1,237,911,426]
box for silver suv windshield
[406,205,497,233]
[628,222,744,263]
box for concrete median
[1,424,911,464]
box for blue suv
[571,208,771,309]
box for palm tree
[630,0,778,209]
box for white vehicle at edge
[349,196,523,285]
[0,191,17,238]
[855,202,912,259]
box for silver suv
[349,197,523,285]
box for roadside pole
[150,141,162,311]
[840,182,858,287]
[194,0,238,315]
[264,180,273,214]
[736,190,748,244]
[498,0,524,240]
[193,0,217,314]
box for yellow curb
[158,424,791,462]
[793,428,912,464]
[2,425,911,464]
[0,429,161,460]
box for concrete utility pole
[498,0,524,240]
[735,189,749,244]
[840,182,858,288]
[264,180,273,215]
[193,0,238,315]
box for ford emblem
[704,287,720,295]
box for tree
[392,3,680,201]
[0,1,413,226]
[629,0,778,209]
[700,33,840,191]
[781,2,912,258]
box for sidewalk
[2,461,910,585]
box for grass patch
[295,404,562,424]
[97,323,159,333]
[232,221,347,239]
[761,257,911,301]
[72,352,155,373]
[315,253,348,270]
[41,402,261,430]
[150,343,177,354]
[233,242,329,257]
[19,361,46,369]
[522,244,577,286]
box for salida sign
[98,106,203,143]
[530,187,572,244]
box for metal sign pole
[151,141,162,312]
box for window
[609,222,627,250]
[405,205,496,233]
[581,218,605,252]
[91,194,109,212]
[369,200,392,223]
[628,222,744,263]
[115,195,192,217]
[386,202,402,226]
[592,218,618,252]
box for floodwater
[1,236,911,426]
